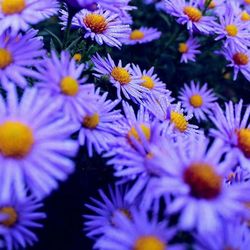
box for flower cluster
[0,0,250,249]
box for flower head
[34,51,97,121]
[178,36,201,63]
[0,0,59,35]
[92,53,149,103]
[0,194,45,250]
[164,0,216,34]
[179,81,217,121]
[122,27,161,45]
[0,84,79,200]
[0,29,45,90]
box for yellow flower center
[225,24,238,37]
[184,163,222,199]
[208,1,216,9]
[83,113,100,129]
[178,43,188,53]
[237,128,250,158]
[0,121,34,158]
[60,76,79,96]
[1,0,26,15]
[170,111,188,132]
[111,67,131,85]
[83,14,107,33]
[130,30,145,40]
[0,48,13,69]
[233,53,249,65]
[241,11,250,21]
[189,94,203,108]
[128,124,151,143]
[0,207,18,227]
[134,236,165,250]
[183,6,202,22]
[141,76,155,89]
[244,0,250,4]
[73,53,82,62]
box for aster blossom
[0,29,45,90]
[0,84,79,200]
[210,100,250,171]
[164,0,216,34]
[122,27,161,45]
[78,88,123,157]
[221,45,250,81]
[84,185,137,238]
[61,8,131,48]
[145,135,250,232]
[92,53,149,102]
[178,36,201,63]
[0,0,59,35]
[94,208,180,250]
[179,81,217,122]
[214,2,250,51]
[0,194,45,250]
[34,50,97,122]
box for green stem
[63,10,74,49]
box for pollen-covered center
[0,121,34,158]
[134,235,165,250]
[83,13,107,33]
[233,53,249,65]
[237,128,250,158]
[73,53,82,62]
[0,48,13,69]
[60,76,79,96]
[141,76,155,89]
[128,124,151,143]
[1,0,26,15]
[111,67,131,85]
[184,163,222,199]
[0,207,18,227]
[225,24,238,37]
[130,30,145,40]
[170,111,188,132]
[189,94,203,108]
[241,11,250,21]
[245,0,250,4]
[83,113,100,129]
[183,6,202,22]
[178,43,188,53]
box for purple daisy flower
[79,88,123,157]
[179,81,217,122]
[144,95,200,137]
[147,135,250,232]
[194,221,250,250]
[221,45,250,81]
[61,8,131,48]
[92,53,149,102]
[106,120,170,205]
[214,2,250,51]
[0,0,59,35]
[210,100,250,171]
[178,36,201,63]
[94,208,181,250]
[34,50,97,122]
[131,64,169,97]
[84,185,137,238]
[62,0,98,10]
[0,29,45,90]
[122,27,161,45]
[0,194,45,250]
[0,84,79,200]
[164,0,216,34]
